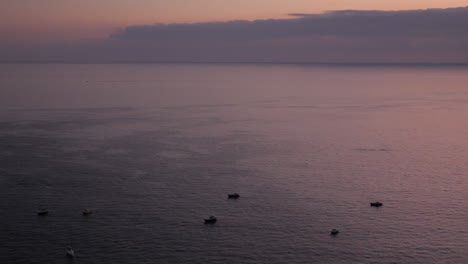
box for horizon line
[2,61,468,67]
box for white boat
[66,246,75,257]
[67,227,75,257]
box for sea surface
[1,63,468,264]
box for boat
[370,202,383,207]
[330,229,339,235]
[65,226,76,258]
[66,246,75,257]
[37,210,48,216]
[227,193,240,199]
[82,209,93,215]
[204,216,217,224]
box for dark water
[1,63,468,264]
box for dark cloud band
[111,7,468,40]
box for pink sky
[1,0,467,42]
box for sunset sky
[1,0,467,63]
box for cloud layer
[2,7,468,63]
[112,7,468,40]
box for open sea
[1,63,467,264]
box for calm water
[1,63,468,264]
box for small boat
[204,216,217,224]
[330,229,339,235]
[370,202,383,207]
[227,193,240,199]
[82,209,93,215]
[37,210,48,216]
[66,246,75,257]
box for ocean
[1,63,467,263]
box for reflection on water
[1,63,468,264]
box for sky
[1,0,468,63]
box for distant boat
[370,202,383,207]
[82,209,93,215]
[66,246,75,257]
[37,210,48,216]
[204,216,217,224]
[330,229,339,235]
[67,226,75,257]
[227,193,240,199]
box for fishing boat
[370,202,383,207]
[37,209,48,216]
[204,216,217,224]
[330,229,339,235]
[227,193,240,199]
[82,209,93,215]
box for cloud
[111,7,468,40]
[2,7,468,63]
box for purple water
[1,63,467,264]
